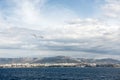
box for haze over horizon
[0,0,120,59]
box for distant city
[0,56,120,68]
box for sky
[0,0,120,59]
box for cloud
[0,0,78,30]
[0,18,118,55]
[102,0,120,19]
[0,0,120,58]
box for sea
[0,67,120,80]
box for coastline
[0,63,120,68]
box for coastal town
[0,56,120,68]
[0,63,120,68]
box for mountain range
[0,56,120,64]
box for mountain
[0,56,120,64]
[94,58,120,64]
[32,56,80,63]
[77,58,120,64]
[0,58,35,64]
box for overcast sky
[0,0,120,59]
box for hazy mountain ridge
[0,56,120,64]
[32,56,80,63]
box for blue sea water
[0,67,120,80]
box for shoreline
[0,63,120,68]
